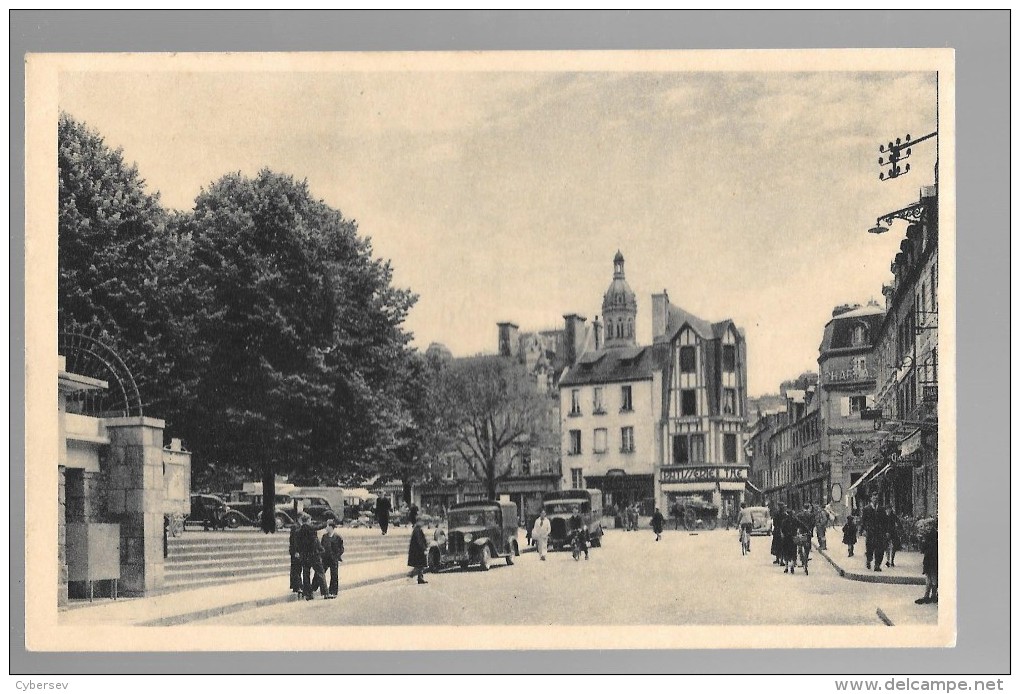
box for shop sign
[660,466,747,483]
[824,365,872,383]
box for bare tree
[435,355,555,500]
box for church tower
[601,250,638,348]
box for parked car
[225,492,299,529]
[293,495,339,524]
[427,500,520,572]
[188,494,250,530]
[746,506,773,536]
[542,489,604,550]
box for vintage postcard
[24,49,955,651]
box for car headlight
[463,533,473,542]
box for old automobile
[292,495,340,525]
[187,493,249,530]
[427,500,520,572]
[542,489,604,550]
[746,506,773,536]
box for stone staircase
[163,529,408,593]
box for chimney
[831,303,861,318]
[563,314,587,366]
[593,316,603,350]
[497,322,520,359]
[651,290,670,342]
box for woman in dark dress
[770,505,786,565]
[916,519,938,604]
[407,518,429,585]
[842,515,858,557]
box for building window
[723,388,737,415]
[722,345,736,372]
[594,428,608,454]
[680,346,696,373]
[849,395,867,414]
[569,430,581,455]
[520,448,531,476]
[593,387,605,414]
[621,426,635,453]
[620,385,633,411]
[724,434,737,463]
[571,468,584,490]
[681,389,697,416]
[851,323,867,346]
[672,434,704,464]
[570,389,581,416]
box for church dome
[603,251,637,311]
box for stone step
[165,549,403,573]
[161,553,403,592]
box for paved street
[203,528,937,627]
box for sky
[59,65,938,397]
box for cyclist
[736,502,754,554]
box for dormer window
[851,322,868,346]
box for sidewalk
[59,556,410,627]
[814,527,925,586]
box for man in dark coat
[407,518,429,584]
[288,522,302,594]
[295,513,327,600]
[376,496,392,536]
[407,503,419,526]
[319,519,344,598]
[861,492,886,572]
[651,507,665,541]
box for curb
[137,571,408,626]
[814,544,924,585]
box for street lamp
[867,201,928,235]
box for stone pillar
[103,416,167,596]
[57,465,67,607]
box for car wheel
[226,514,241,530]
[428,548,441,573]
[478,545,492,571]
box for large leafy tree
[435,355,556,500]
[58,114,203,429]
[183,170,418,528]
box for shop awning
[847,459,890,493]
[899,428,922,457]
[745,480,764,495]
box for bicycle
[794,532,812,575]
[739,525,751,555]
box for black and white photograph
[24,48,954,652]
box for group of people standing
[840,492,901,571]
[769,503,818,574]
[289,514,344,600]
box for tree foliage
[57,116,429,530]
[434,355,556,500]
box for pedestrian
[884,506,901,568]
[770,504,785,565]
[783,507,812,575]
[532,508,551,561]
[915,518,938,605]
[841,515,858,558]
[320,519,344,599]
[671,502,683,531]
[288,521,302,595]
[295,513,328,600]
[813,503,829,550]
[651,507,665,541]
[407,517,429,585]
[629,504,639,531]
[861,492,886,572]
[407,502,419,526]
[375,496,392,536]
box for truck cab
[542,489,604,550]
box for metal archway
[58,331,144,418]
